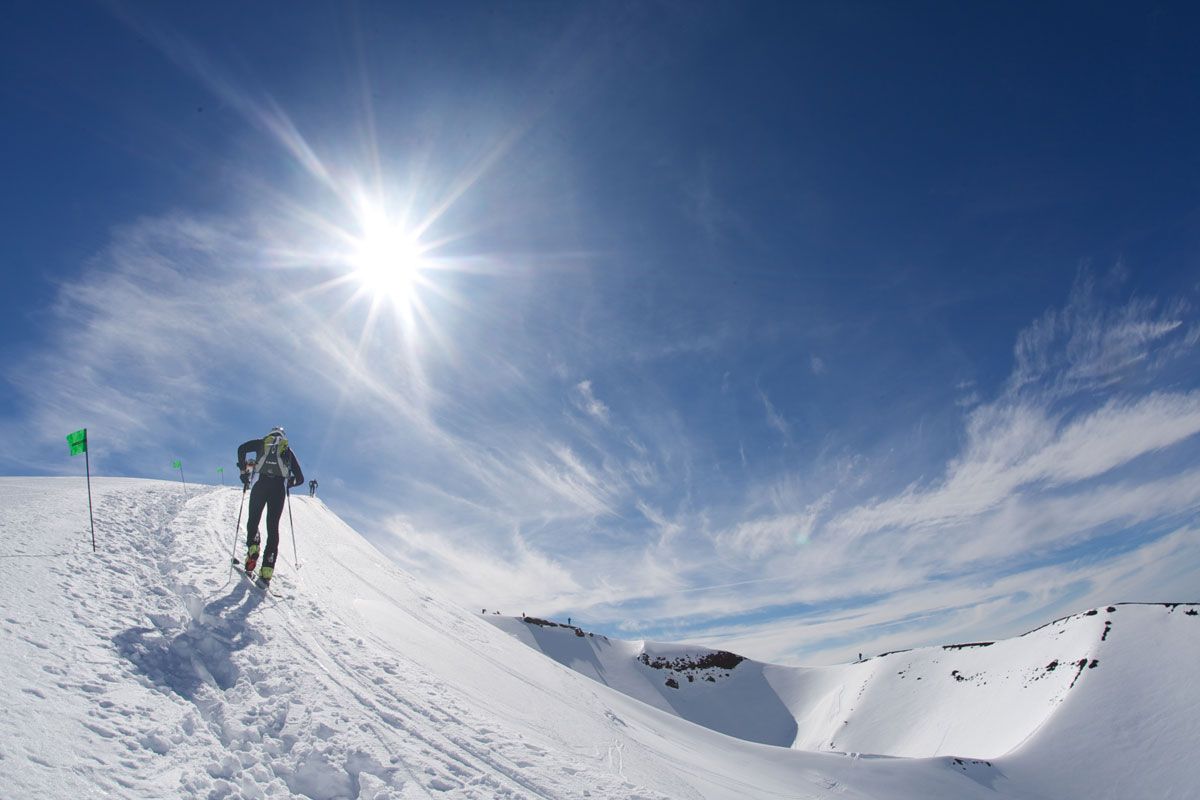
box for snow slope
[487,602,1200,769]
[485,619,799,748]
[0,477,1195,799]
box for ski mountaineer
[236,427,304,586]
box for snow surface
[489,602,1200,771]
[488,615,1200,800]
[1,477,1196,799]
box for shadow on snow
[114,579,268,701]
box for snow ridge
[488,594,1200,792]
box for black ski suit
[237,438,304,573]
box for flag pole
[67,428,95,552]
[85,436,95,553]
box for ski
[231,558,289,599]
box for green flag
[67,429,87,456]
[217,466,224,474]
[67,428,96,551]
[172,459,182,469]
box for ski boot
[244,542,260,575]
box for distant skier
[237,427,304,586]
[308,479,318,497]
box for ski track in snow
[0,481,670,800]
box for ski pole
[229,470,250,569]
[286,485,299,569]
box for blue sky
[3,2,1199,664]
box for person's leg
[260,479,286,580]
[245,480,268,570]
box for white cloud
[719,493,831,558]
[380,517,581,612]
[629,331,729,364]
[572,379,610,423]
[6,215,273,455]
[759,389,790,440]
[1011,272,1189,394]
[543,271,1200,666]
[636,500,684,547]
[827,391,1200,541]
[690,523,1200,666]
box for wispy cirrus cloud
[545,271,1200,664]
[636,499,685,548]
[1010,270,1190,394]
[572,379,610,423]
[690,521,1200,666]
[3,215,277,463]
[759,388,791,441]
[719,493,831,558]
[379,517,583,613]
[826,391,1200,542]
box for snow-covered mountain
[487,601,1200,766]
[0,477,1196,799]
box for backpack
[258,428,291,479]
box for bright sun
[350,223,426,305]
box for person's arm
[286,450,305,488]
[236,439,263,469]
